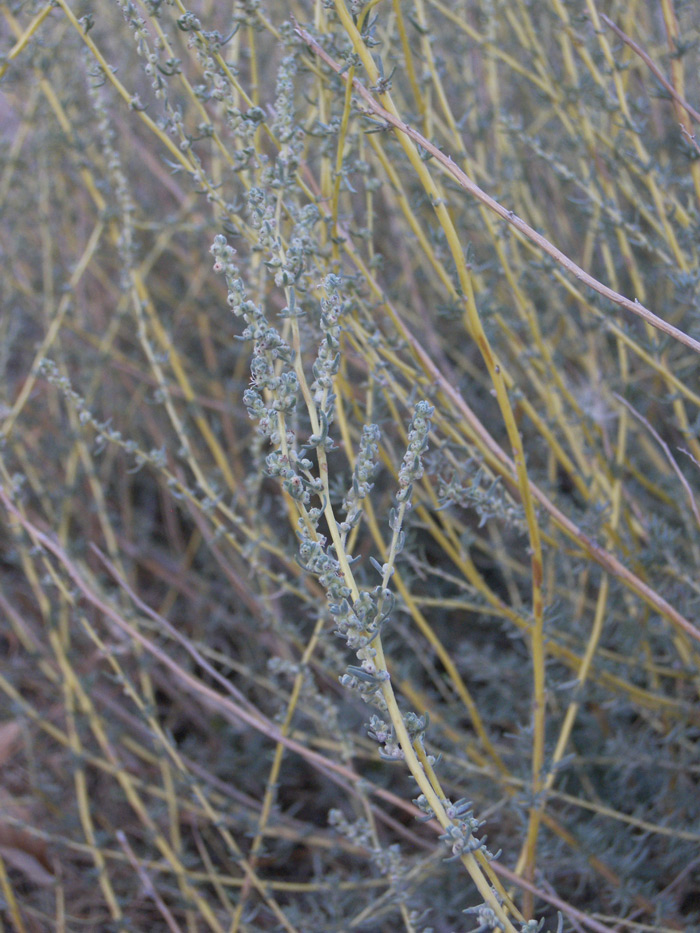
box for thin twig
[0,486,423,819]
[294,19,700,356]
[680,125,700,157]
[600,13,700,125]
[116,831,185,933]
[614,394,700,528]
[333,237,700,644]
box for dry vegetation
[1,1,699,931]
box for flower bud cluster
[223,106,264,171]
[412,791,496,864]
[248,187,278,252]
[340,423,381,532]
[249,357,298,413]
[403,711,428,741]
[212,235,299,448]
[339,664,389,708]
[372,842,405,890]
[328,810,374,849]
[397,401,434,504]
[463,904,505,932]
[463,899,548,933]
[437,464,525,530]
[329,586,392,650]
[366,715,404,760]
[116,0,170,100]
[311,281,343,403]
[329,809,408,903]
[259,452,317,504]
[276,238,306,287]
[210,234,238,280]
[439,821,490,861]
[267,657,301,679]
[297,526,352,603]
[85,64,137,289]
[272,54,298,145]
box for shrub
[1,1,699,930]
